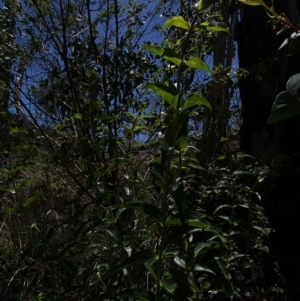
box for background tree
[237,0,300,299]
[0,0,286,300]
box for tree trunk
[237,1,300,299]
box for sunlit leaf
[185,57,212,72]
[73,112,82,119]
[162,48,182,66]
[162,16,189,30]
[238,0,264,6]
[197,0,216,10]
[144,83,178,109]
[142,45,164,56]
[197,22,228,33]
[182,94,212,111]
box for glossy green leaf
[162,16,189,30]
[194,241,222,257]
[103,228,121,242]
[287,73,300,100]
[160,280,178,294]
[144,83,178,109]
[197,22,228,33]
[238,0,264,6]
[174,256,186,269]
[267,91,300,124]
[185,57,212,72]
[197,0,216,10]
[194,264,215,274]
[278,32,297,49]
[182,94,212,111]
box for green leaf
[170,183,186,225]
[267,91,300,124]
[73,112,82,119]
[142,45,164,56]
[4,207,19,213]
[144,262,157,281]
[237,152,255,159]
[197,0,216,10]
[123,202,164,226]
[16,178,39,191]
[11,163,35,174]
[160,280,178,294]
[164,269,195,291]
[185,57,212,72]
[144,83,178,109]
[162,48,182,66]
[142,45,182,66]
[194,265,215,274]
[279,32,297,50]
[238,0,264,6]
[194,241,222,257]
[287,73,300,100]
[162,16,189,30]
[9,127,27,134]
[174,135,187,150]
[22,192,43,209]
[11,144,36,151]
[103,228,121,243]
[182,94,212,111]
[174,256,186,269]
[197,22,229,33]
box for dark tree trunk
[237,1,300,299]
